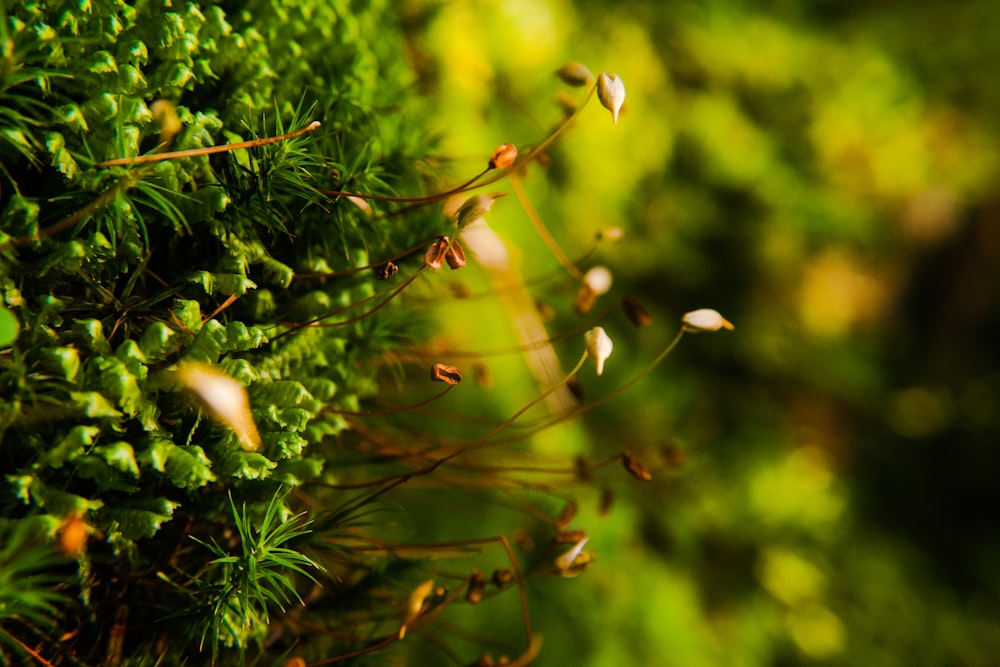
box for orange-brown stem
[318,168,488,204]
[270,267,425,341]
[321,385,456,416]
[369,84,597,222]
[96,121,322,167]
[292,236,439,279]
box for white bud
[584,326,613,375]
[681,308,734,333]
[555,536,593,577]
[345,194,371,215]
[582,266,613,296]
[597,226,624,243]
[597,72,626,125]
[176,363,261,451]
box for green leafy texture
[39,425,100,469]
[100,497,180,542]
[0,517,71,666]
[138,438,216,490]
[138,320,177,362]
[0,306,18,346]
[210,439,277,481]
[0,0,440,663]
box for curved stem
[360,351,590,504]
[373,83,598,220]
[395,300,617,359]
[270,267,425,341]
[462,350,589,448]
[494,328,687,442]
[306,632,398,666]
[509,170,584,280]
[292,236,438,280]
[321,385,455,416]
[318,168,489,204]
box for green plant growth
[0,517,73,663]
[178,491,322,661]
[0,2,730,665]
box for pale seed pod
[681,308,734,333]
[576,260,613,314]
[176,363,261,452]
[584,326,613,376]
[583,266,613,295]
[597,72,626,124]
[554,536,592,576]
[597,226,624,242]
[345,194,372,215]
[399,579,435,639]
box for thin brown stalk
[95,121,322,167]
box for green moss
[1,0,441,663]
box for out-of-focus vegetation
[409,0,1000,664]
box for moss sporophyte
[0,1,731,663]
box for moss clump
[1,1,441,663]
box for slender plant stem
[509,170,584,280]
[496,328,687,442]
[317,168,488,204]
[321,385,456,416]
[270,267,425,341]
[1,174,135,250]
[356,351,590,504]
[95,121,322,167]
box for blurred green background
[393,0,1000,664]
